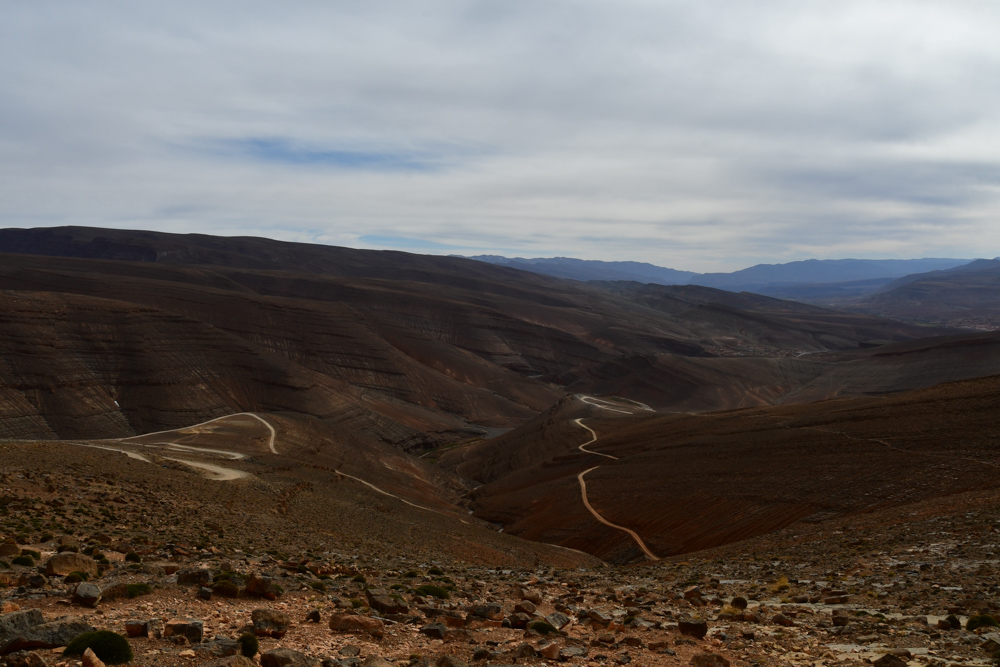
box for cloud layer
[2,1,999,270]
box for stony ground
[3,477,1000,667]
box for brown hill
[467,375,1000,563]
[856,258,1000,328]
[0,226,971,444]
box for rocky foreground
[4,491,1000,667]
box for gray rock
[546,612,571,630]
[260,647,319,667]
[164,619,204,644]
[176,568,212,587]
[245,574,280,599]
[364,589,408,615]
[197,586,213,600]
[1,617,95,655]
[679,618,709,639]
[0,610,44,647]
[253,609,291,638]
[362,658,395,667]
[419,622,447,639]
[71,583,101,608]
[194,637,240,657]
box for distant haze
[469,255,972,293]
[3,3,1000,270]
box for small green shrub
[0,560,9,569]
[428,566,444,576]
[390,583,406,590]
[351,574,366,584]
[11,555,33,567]
[968,614,1000,632]
[946,614,961,629]
[126,583,152,598]
[404,569,421,578]
[527,620,559,635]
[64,630,134,664]
[20,549,41,560]
[237,632,259,658]
[731,596,748,610]
[349,598,363,609]
[414,584,449,600]
[309,581,327,592]
[64,571,88,584]
[124,551,142,563]
[212,580,240,598]
[40,532,54,542]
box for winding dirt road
[574,418,618,460]
[574,396,660,561]
[577,465,660,561]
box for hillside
[848,257,1000,328]
[0,226,974,445]
[463,374,1000,563]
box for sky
[2,1,1000,272]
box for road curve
[335,470,469,524]
[577,466,660,561]
[574,418,618,460]
[123,412,277,454]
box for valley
[0,227,998,667]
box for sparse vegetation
[238,633,259,658]
[11,555,33,567]
[968,614,1000,632]
[414,584,449,599]
[124,551,142,563]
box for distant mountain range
[466,255,972,295]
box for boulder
[365,589,408,615]
[71,583,101,608]
[164,619,204,644]
[678,617,709,639]
[873,655,908,667]
[546,612,571,630]
[260,648,318,667]
[193,637,240,658]
[176,568,212,587]
[328,614,384,639]
[419,622,447,640]
[1,617,95,655]
[245,574,280,599]
[43,554,98,577]
[253,609,291,638]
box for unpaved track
[573,401,660,561]
[164,457,251,481]
[577,466,660,561]
[574,418,618,460]
[334,470,469,524]
[123,412,277,454]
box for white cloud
[2,0,999,271]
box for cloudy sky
[2,1,999,271]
